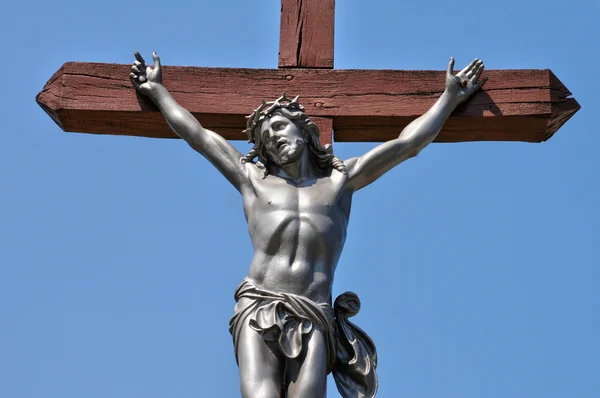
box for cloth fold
[332,292,378,398]
[229,278,378,398]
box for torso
[240,165,353,304]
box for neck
[272,150,317,181]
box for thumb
[152,52,161,69]
[447,57,455,77]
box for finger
[129,72,139,87]
[470,62,484,80]
[138,75,147,83]
[152,52,161,69]
[461,58,479,74]
[467,60,483,79]
[473,64,485,82]
[134,51,146,65]
[447,57,455,76]
[134,60,143,68]
[467,61,483,82]
[131,65,141,74]
[475,76,489,90]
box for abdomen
[247,209,347,303]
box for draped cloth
[229,278,378,398]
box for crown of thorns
[243,93,305,143]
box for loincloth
[229,277,378,398]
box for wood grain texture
[279,0,335,68]
[311,117,333,145]
[36,62,580,143]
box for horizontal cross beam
[36,62,579,143]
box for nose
[265,129,279,143]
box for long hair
[241,107,346,178]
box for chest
[245,173,350,216]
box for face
[259,114,306,166]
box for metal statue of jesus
[130,51,487,398]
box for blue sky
[1,1,598,397]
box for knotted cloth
[229,278,378,398]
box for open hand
[445,58,488,105]
[129,52,162,97]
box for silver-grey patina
[130,52,487,398]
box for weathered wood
[279,0,335,68]
[312,117,333,145]
[36,62,579,143]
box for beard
[269,138,305,166]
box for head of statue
[241,94,346,178]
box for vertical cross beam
[278,0,335,145]
[278,0,335,68]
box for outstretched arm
[345,58,487,191]
[130,52,249,193]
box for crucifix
[36,1,579,397]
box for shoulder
[326,163,351,191]
[342,157,359,172]
[237,160,264,196]
[337,157,361,184]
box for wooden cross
[36,0,579,146]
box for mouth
[275,139,288,151]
